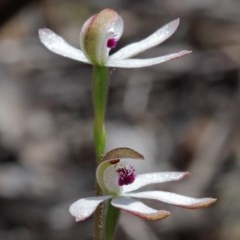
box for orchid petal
[126,191,217,209]
[123,171,189,193]
[111,196,170,221]
[106,50,191,68]
[110,19,180,59]
[69,196,110,221]
[38,28,89,63]
[103,147,144,161]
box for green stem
[92,66,109,162]
[92,66,120,240]
[92,66,109,240]
[104,201,120,240]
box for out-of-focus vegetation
[0,0,240,239]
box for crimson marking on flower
[116,165,136,186]
[110,159,120,165]
[38,8,191,68]
[69,147,217,222]
[107,38,117,49]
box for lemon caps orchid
[38,8,191,68]
[69,148,216,221]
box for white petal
[110,19,180,59]
[111,196,170,220]
[38,28,90,63]
[106,50,191,68]
[123,171,189,193]
[126,191,217,209]
[69,196,111,221]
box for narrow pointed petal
[111,19,180,59]
[38,28,90,63]
[123,172,189,193]
[126,191,217,209]
[69,196,111,221]
[111,197,170,221]
[107,50,191,68]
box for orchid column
[38,8,195,240]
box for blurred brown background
[0,0,240,239]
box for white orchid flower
[38,8,191,68]
[69,148,216,221]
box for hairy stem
[104,201,120,240]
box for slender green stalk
[92,66,109,162]
[104,201,120,240]
[92,66,109,240]
[92,66,120,240]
